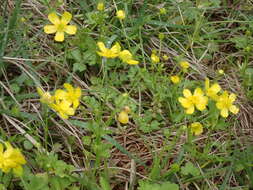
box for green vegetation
[0,0,253,189]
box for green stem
[20,177,29,190]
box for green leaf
[82,136,91,145]
[181,162,200,176]
[149,156,161,180]
[71,49,82,62]
[138,181,179,190]
[230,36,248,49]
[23,140,33,150]
[73,63,86,72]
[10,83,20,94]
[99,177,112,190]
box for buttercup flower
[159,8,167,15]
[162,55,169,61]
[190,122,203,136]
[116,10,125,20]
[170,75,180,84]
[0,142,26,176]
[151,53,160,63]
[205,78,221,101]
[97,42,121,58]
[180,61,190,71]
[218,69,224,74]
[118,111,129,124]
[38,84,81,119]
[178,88,208,114]
[44,12,77,42]
[216,91,239,118]
[97,2,105,11]
[118,106,131,124]
[119,50,139,65]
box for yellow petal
[178,97,192,108]
[0,143,3,154]
[97,42,107,52]
[44,25,57,34]
[221,108,228,118]
[196,96,208,111]
[73,99,80,109]
[186,106,195,114]
[216,102,223,109]
[65,25,77,35]
[59,111,69,119]
[61,11,72,25]
[229,105,239,114]
[75,87,82,98]
[127,59,139,65]
[210,84,221,93]
[229,93,236,102]
[110,42,121,54]
[194,88,203,96]
[54,31,64,42]
[55,89,67,100]
[66,107,75,116]
[183,89,192,98]
[48,12,60,25]
[63,83,74,93]
[119,50,132,62]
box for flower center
[223,100,231,108]
[57,23,66,32]
[190,96,198,104]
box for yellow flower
[118,111,129,124]
[37,87,54,105]
[216,91,239,118]
[218,69,224,74]
[39,84,81,119]
[162,55,169,61]
[179,61,190,71]
[0,142,26,176]
[20,17,26,22]
[44,12,77,42]
[170,75,180,84]
[116,10,126,20]
[119,50,139,65]
[178,88,208,114]
[159,8,167,15]
[97,2,105,11]
[97,42,121,58]
[190,122,203,136]
[51,100,75,119]
[151,53,160,63]
[205,78,221,101]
